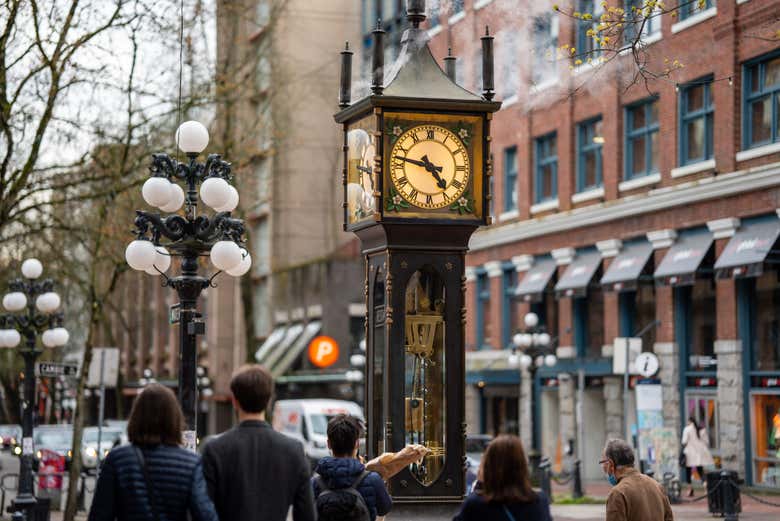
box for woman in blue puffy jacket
[88,384,217,521]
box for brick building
[360,0,780,486]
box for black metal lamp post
[126,121,250,451]
[1,259,69,516]
[508,312,557,467]
[196,365,212,439]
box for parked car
[272,399,364,468]
[33,425,73,471]
[0,424,21,451]
[465,434,492,468]
[81,427,124,469]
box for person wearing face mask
[600,439,674,521]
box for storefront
[719,214,780,487]
[556,248,603,359]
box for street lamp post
[508,312,556,473]
[196,365,212,439]
[126,121,250,450]
[0,259,69,515]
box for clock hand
[420,155,447,190]
[394,155,428,168]
[356,165,372,174]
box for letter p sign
[308,336,339,368]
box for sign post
[87,348,119,466]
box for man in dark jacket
[202,365,315,521]
[312,414,392,521]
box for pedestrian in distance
[87,383,217,521]
[452,434,551,521]
[602,438,674,521]
[312,414,392,521]
[201,364,315,521]
[681,416,714,497]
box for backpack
[315,470,371,521]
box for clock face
[389,124,470,209]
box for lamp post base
[387,500,462,520]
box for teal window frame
[534,132,558,203]
[625,97,659,179]
[501,264,517,348]
[452,0,464,14]
[743,50,780,149]
[503,146,518,212]
[679,77,714,166]
[476,269,490,349]
[679,0,714,20]
[576,117,603,192]
[623,0,661,43]
[531,13,558,85]
[575,0,601,61]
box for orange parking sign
[308,336,339,367]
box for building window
[624,0,661,43]
[575,0,603,61]
[534,133,558,203]
[679,0,714,20]
[625,97,659,179]
[452,0,464,14]
[503,147,518,212]
[677,282,717,372]
[618,284,656,349]
[744,52,780,149]
[752,393,780,487]
[499,32,518,99]
[577,117,603,192]
[751,271,780,372]
[680,78,714,165]
[501,265,518,348]
[532,13,558,85]
[574,290,605,358]
[685,393,719,452]
[476,270,491,349]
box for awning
[601,239,654,292]
[514,255,557,302]
[254,326,287,365]
[263,323,304,370]
[270,321,322,378]
[654,228,713,286]
[554,249,602,298]
[714,215,780,278]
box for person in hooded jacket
[312,414,392,521]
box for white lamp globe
[51,327,69,346]
[538,332,551,347]
[524,312,539,328]
[3,292,27,312]
[359,338,366,351]
[200,177,231,210]
[531,333,541,345]
[535,355,545,368]
[226,250,252,277]
[42,329,58,348]
[350,353,366,367]
[508,352,519,367]
[154,247,171,273]
[125,240,157,271]
[159,183,185,213]
[21,259,43,279]
[35,292,61,313]
[176,121,210,154]
[201,388,214,398]
[513,333,532,348]
[210,241,242,271]
[142,177,173,208]
[3,329,21,348]
[519,354,533,370]
[544,354,557,367]
[216,185,239,213]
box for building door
[582,388,607,480]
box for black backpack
[315,470,371,521]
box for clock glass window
[346,115,377,225]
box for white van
[272,399,364,467]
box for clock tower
[335,0,500,515]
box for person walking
[452,435,551,521]
[201,364,316,521]
[312,414,392,521]
[87,384,217,521]
[601,438,674,521]
[681,416,714,497]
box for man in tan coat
[601,438,674,521]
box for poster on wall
[636,382,665,466]
[650,427,680,478]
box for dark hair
[230,364,273,413]
[478,435,536,504]
[688,416,700,438]
[326,414,362,456]
[127,384,183,446]
[604,438,635,467]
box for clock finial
[406,0,426,28]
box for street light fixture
[508,312,557,472]
[126,121,249,450]
[0,258,68,515]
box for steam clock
[335,1,500,515]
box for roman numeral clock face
[390,125,470,210]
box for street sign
[87,348,120,388]
[612,337,642,375]
[35,362,79,378]
[635,352,660,378]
